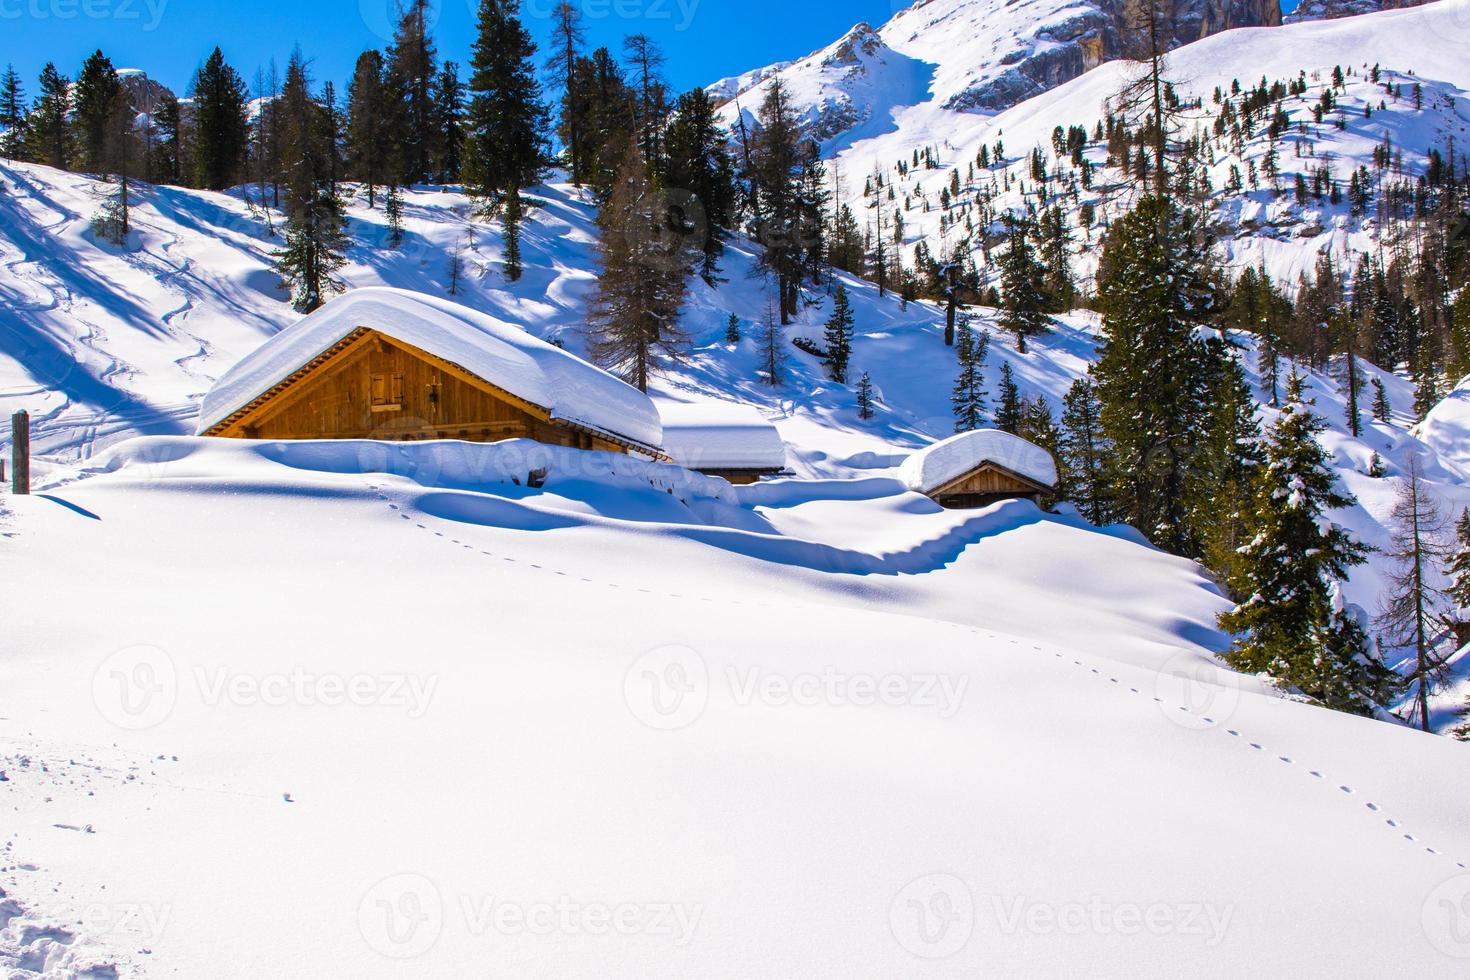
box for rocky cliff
[1285,0,1431,22]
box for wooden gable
[927,461,1051,508]
[203,328,656,456]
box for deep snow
[4,437,1470,977]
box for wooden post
[11,410,29,495]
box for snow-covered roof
[658,402,788,472]
[899,429,1058,495]
[197,287,663,452]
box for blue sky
[1,0,1300,99]
[0,0,897,98]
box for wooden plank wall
[225,337,612,451]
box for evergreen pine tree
[663,87,736,284]
[347,51,389,208]
[386,0,439,184]
[725,313,741,344]
[997,214,1051,353]
[502,186,523,281]
[1021,395,1062,505]
[432,62,466,183]
[1093,194,1220,557]
[1198,348,1265,587]
[950,321,989,432]
[273,188,350,312]
[587,141,691,392]
[1447,290,1470,383]
[73,50,122,173]
[384,183,404,247]
[189,48,250,191]
[995,362,1023,434]
[1372,378,1392,423]
[856,371,875,420]
[28,63,71,170]
[1413,335,1442,419]
[466,0,549,201]
[1220,375,1395,716]
[0,65,27,158]
[823,283,855,383]
[1059,377,1110,524]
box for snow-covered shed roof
[899,429,1058,495]
[658,402,788,473]
[197,288,663,453]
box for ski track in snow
[363,478,1469,877]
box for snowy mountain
[711,0,1281,137]
[735,0,1470,301]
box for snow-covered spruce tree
[1094,194,1220,558]
[502,186,523,282]
[272,52,351,313]
[72,50,122,174]
[1196,346,1265,589]
[856,371,875,420]
[346,50,389,208]
[1021,394,1062,506]
[823,283,855,384]
[587,141,690,392]
[385,0,440,185]
[750,79,825,323]
[951,320,989,433]
[1372,378,1392,424]
[274,189,350,313]
[1059,377,1111,524]
[28,63,71,171]
[384,183,404,247]
[724,313,741,345]
[663,86,736,285]
[1377,456,1453,731]
[466,0,549,201]
[189,48,250,191]
[997,214,1051,353]
[0,65,27,159]
[1220,376,1396,716]
[432,63,466,183]
[994,362,1023,435]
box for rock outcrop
[1285,0,1430,22]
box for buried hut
[657,402,788,485]
[899,429,1058,508]
[196,287,666,459]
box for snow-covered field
[5,437,1470,977]
[5,3,1470,973]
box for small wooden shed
[196,288,666,458]
[658,402,788,485]
[900,429,1058,509]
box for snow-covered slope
[0,155,1465,635]
[4,436,1470,977]
[720,0,1470,297]
[714,0,1281,132]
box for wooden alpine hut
[196,288,666,458]
[899,429,1058,508]
[658,402,788,485]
